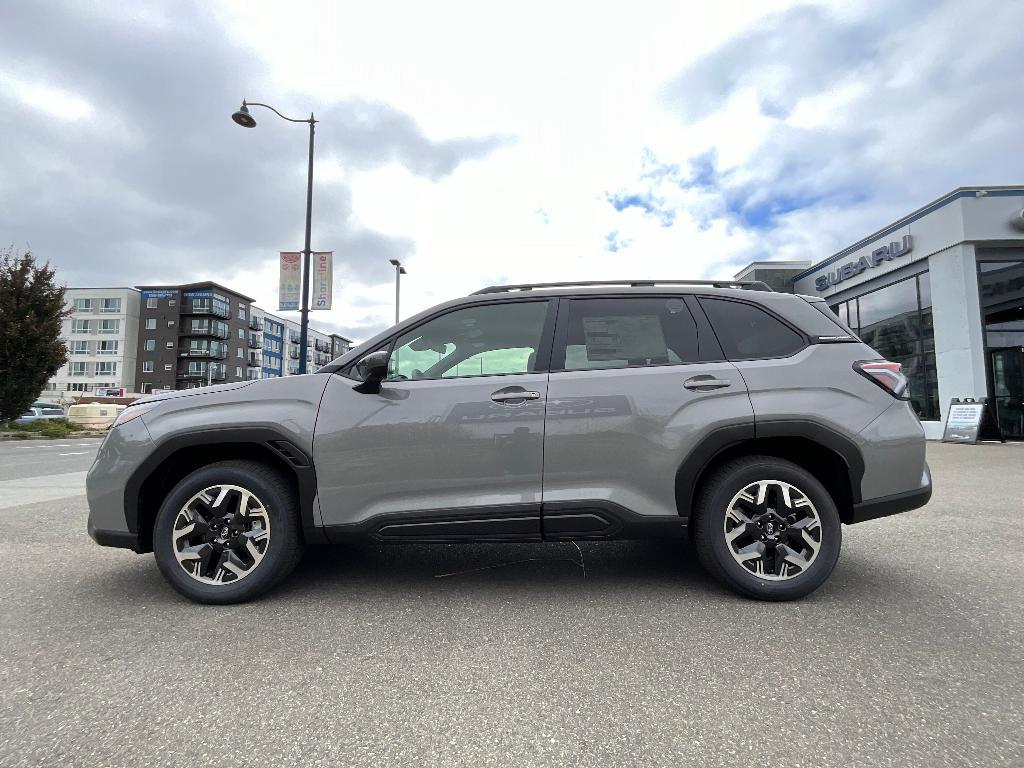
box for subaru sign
[815,235,913,291]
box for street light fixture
[389,259,407,325]
[231,99,317,374]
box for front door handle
[491,389,541,402]
[683,376,731,391]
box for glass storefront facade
[978,255,1024,440]
[830,271,939,421]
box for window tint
[700,298,804,359]
[558,297,698,370]
[388,301,549,380]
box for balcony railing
[189,325,230,340]
[248,337,262,349]
[249,317,263,331]
[179,347,227,360]
[184,303,230,319]
[178,367,227,381]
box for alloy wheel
[723,479,822,581]
[172,484,271,585]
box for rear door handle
[683,376,731,391]
[491,389,541,402]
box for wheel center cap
[765,522,775,536]
[220,526,230,538]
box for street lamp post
[389,259,407,325]
[232,100,317,374]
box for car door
[541,294,754,537]
[314,298,556,540]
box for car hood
[132,380,255,406]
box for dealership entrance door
[979,258,1024,440]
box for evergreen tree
[0,249,70,424]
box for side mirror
[352,350,390,394]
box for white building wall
[43,288,140,401]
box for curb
[0,434,106,442]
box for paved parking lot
[0,440,1021,767]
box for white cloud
[4,0,1023,343]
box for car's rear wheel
[693,456,841,600]
[153,460,303,604]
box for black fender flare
[676,420,865,517]
[124,427,322,548]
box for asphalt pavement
[0,440,1021,767]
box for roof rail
[472,279,774,295]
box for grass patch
[8,419,91,439]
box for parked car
[87,279,930,604]
[15,405,67,424]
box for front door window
[387,301,549,380]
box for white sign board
[942,402,985,443]
[279,252,301,311]
[312,251,332,310]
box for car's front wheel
[693,456,841,601]
[152,460,303,604]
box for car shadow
[274,539,723,600]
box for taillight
[854,360,910,400]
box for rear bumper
[849,464,932,524]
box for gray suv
[87,280,931,603]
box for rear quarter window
[699,298,805,360]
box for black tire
[153,460,304,604]
[693,456,841,601]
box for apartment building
[135,282,255,393]
[39,281,355,400]
[41,288,141,401]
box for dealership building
[737,186,1024,440]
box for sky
[2,0,1022,342]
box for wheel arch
[676,423,863,526]
[125,428,322,553]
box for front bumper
[87,517,143,551]
[849,464,932,524]
[86,417,152,552]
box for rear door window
[699,298,805,360]
[556,297,699,370]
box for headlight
[111,405,156,429]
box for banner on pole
[312,251,333,310]
[279,252,301,311]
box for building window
[101,298,121,313]
[169,299,176,307]
[72,319,91,334]
[237,347,243,358]
[834,272,938,421]
[97,340,119,355]
[238,306,247,320]
[70,362,88,376]
[144,339,155,351]
[147,297,158,308]
[239,328,245,340]
[145,318,157,330]
[143,361,154,373]
[69,340,90,355]
[96,361,116,376]
[99,319,119,334]
[140,383,151,394]
[73,298,93,312]
[235,366,242,378]
[164,364,173,371]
